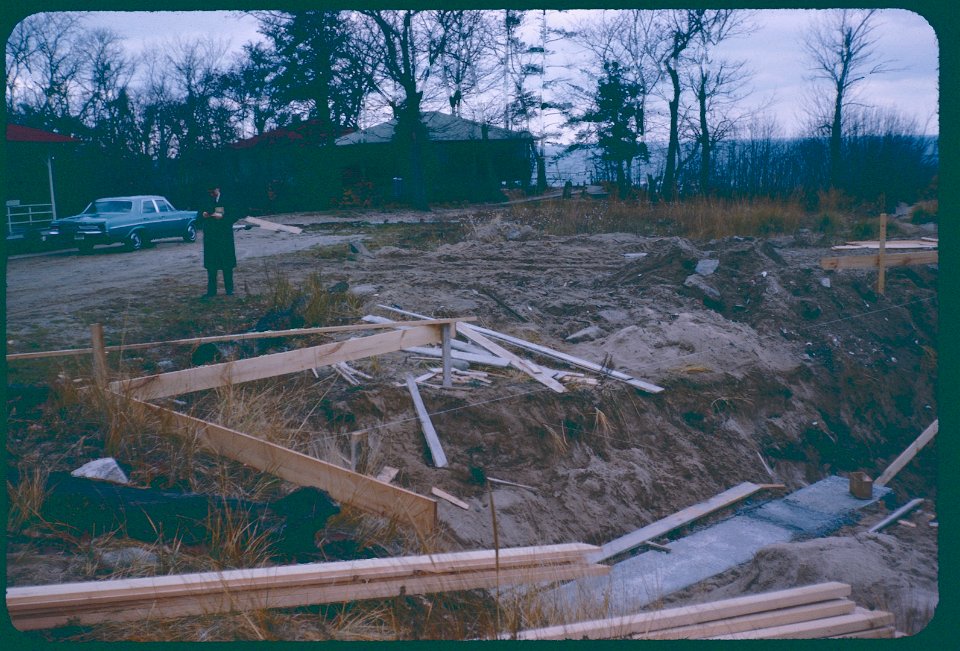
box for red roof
[6,124,78,143]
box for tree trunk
[698,80,711,195]
[662,61,681,201]
[829,81,844,190]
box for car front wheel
[125,231,144,252]
[183,222,197,242]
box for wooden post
[441,323,453,388]
[90,323,107,388]
[877,213,887,295]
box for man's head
[209,186,221,198]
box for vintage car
[46,195,198,253]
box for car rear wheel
[183,222,197,242]
[125,231,144,252]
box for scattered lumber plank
[376,304,665,393]
[512,582,852,640]
[431,487,470,510]
[243,216,303,234]
[375,466,399,483]
[8,543,606,631]
[120,396,437,533]
[377,305,664,393]
[112,325,443,400]
[868,498,924,533]
[819,250,938,270]
[457,324,567,393]
[406,374,447,467]
[832,626,897,638]
[709,606,894,639]
[403,346,511,368]
[632,599,856,640]
[591,482,781,563]
[875,419,938,487]
[487,477,537,491]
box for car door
[140,198,165,237]
[156,198,185,235]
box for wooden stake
[406,374,447,467]
[878,212,887,294]
[875,419,938,487]
[442,323,453,388]
[90,323,107,388]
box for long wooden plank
[111,325,442,400]
[832,626,897,638]
[11,563,608,631]
[431,487,470,510]
[868,498,924,533]
[819,250,938,270]
[591,482,778,563]
[456,323,567,393]
[7,318,471,362]
[377,305,664,393]
[122,397,437,533]
[709,607,894,639]
[9,543,598,606]
[513,582,852,640]
[403,346,511,367]
[406,374,447,467]
[632,600,855,639]
[832,240,938,250]
[9,544,605,630]
[875,419,938,487]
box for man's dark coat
[201,192,241,270]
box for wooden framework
[8,543,607,631]
[819,250,938,271]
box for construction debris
[431,487,471,510]
[875,420,938,487]
[868,498,925,534]
[406,373,447,467]
[243,216,303,234]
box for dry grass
[507,196,849,240]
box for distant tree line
[6,9,936,212]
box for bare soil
[5,204,939,637]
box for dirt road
[5,221,359,348]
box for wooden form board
[123,396,438,534]
[832,240,938,250]
[513,582,852,640]
[591,482,781,562]
[7,318,469,362]
[111,325,442,400]
[632,599,856,639]
[709,606,894,639]
[376,304,663,393]
[406,374,447,467]
[875,419,938,487]
[8,543,606,631]
[820,250,938,270]
[431,487,470,510]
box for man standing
[200,186,241,297]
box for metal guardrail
[7,202,53,237]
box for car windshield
[84,200,133,214]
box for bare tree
[439,11,497,118]
[360,10,458,209]
[75,27,135,132]
[802,9,891,188]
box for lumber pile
[7,543,607,631]
[511,582,896,640]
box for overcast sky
[71,9,939,139]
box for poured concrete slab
[553,476,890,616]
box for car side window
[142,200,157,214]
[157,200,173,212]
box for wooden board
[513,582,852,640]
[112,325,442,400]
[456,323,567,393]
[819,250,938,270]
[123,397,437,533]
[376,304,663,393]
[591,482,778,562]
[244,216,303,234]
[875,419,938,487]
[431,487,470,510]
[832,240,938,250]
[406,374,447,467]
[9,543,605,631]
[709,606,894,639]
[632,599,856,639]
[375,466,399,483]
